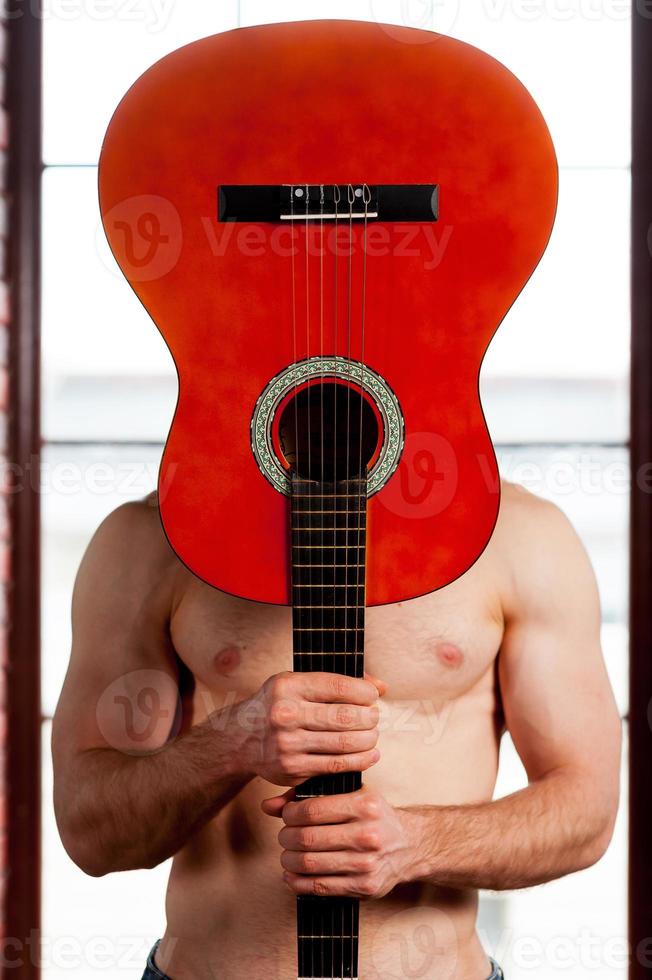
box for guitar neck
[290,474,368,980]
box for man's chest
[169,564,505,713]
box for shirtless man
[52,480,621,980]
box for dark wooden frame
[630,5,652,978]
[5,3,42,977]
[0,2,646,977]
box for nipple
[436,642,464,670]
[214,645,241,675]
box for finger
[299,673,379,706]
[261,787,295,817]
[282,791,361,827]
[281,849,373,876]
[282,871,368,898]
[278,821,361,852]
[298,729,378,755]
[364,671,388,697]
[294,747,379,777]
[303,702,380,733]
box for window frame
[629,7,652,979]
[10,7,644,979]
[6,3,43,977]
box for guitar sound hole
[279,382,379,482]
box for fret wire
[294,652,360,656]
[293,526,365,531]
[292,493,366,498]
[293,544,365,549]
[294,508,356,517]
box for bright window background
[42,2,630,978]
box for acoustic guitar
[99,19,557,980]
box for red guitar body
[99,19,557,606]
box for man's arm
[269,489,622,897]
[53,499,382,877]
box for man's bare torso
[156,488,510,979]
[53,473,621,980]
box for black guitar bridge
[217,183,439,222]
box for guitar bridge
[217,183,439,222]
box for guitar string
[319,181,326,980]
[331,183,341,980]
[353,185,372,980]
[333,186,341,980]
[342,183,356,980]
[289,183,306,980]
[358,185,371,686]
[303,182,318,980]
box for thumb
[364,671,388,697]
[261,787,295,818]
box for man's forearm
[55,706,253,876]
[401,767,616,891]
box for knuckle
[304,801,322,823]
[362,680,377,702]
[335,705,354,727]
[312,879,329,896]
[327,755,346,774]
[269,701,293,730]
[359,875,378,897]
[301,853,318,873]
[337,732,353,752]
[360,830,381,851]
[358,854,377,873]
[362,795,380,819]
[269,672,290,694]
[331,675,348,699]
[300,829,316,849]
[274,730,293,753]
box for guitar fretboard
[290,475,368,980]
